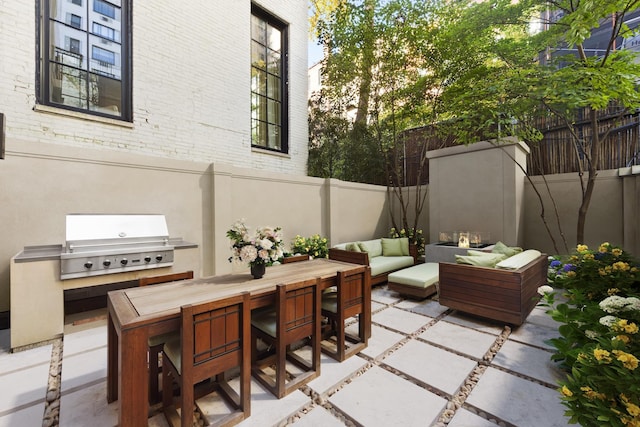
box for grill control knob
[84,261,93,269]
[144,256,152,263]
[120,258,128,266]
[103,260,111,267]
[155,255,163,262]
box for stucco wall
[523,170,625,255]
[0,141,397,313]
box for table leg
[107,310,118,403]
[117,327,150,426]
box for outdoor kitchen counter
[107,258,370,427]
[9,239,199,350]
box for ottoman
[387,263,439,299]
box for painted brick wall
[0,0,308,175]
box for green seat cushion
[381,238,403,256]
[496,249,542,270]
[455,252,507,267]
[491,241,523,258]
[388,263,439,289]
[321,292,338,313]
[148,330,179,347]
[358,239,383,258]
[162,333,182,374]
[369,255,414,276]
[251,307,277,338]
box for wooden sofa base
[387,282,437,299]
[328,246,418,287]
[438,255,548,326]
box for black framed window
[37,0,131,120]
[251,5,288,152]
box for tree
[437,0,640,247]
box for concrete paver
[419,321,497,359]
[383,339,477,395]
[466,367,570,427]
[329,365,447,426]
[492,340,564,386]
[0,284,575,426]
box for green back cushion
[345,242,362,252]
[381,238,403,256]
[492,241,523,258]
[455,252,507,267]
[399,237,410,256]
[358,240,383,258]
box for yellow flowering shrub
[290,234,329,259]
[541,242,640,426]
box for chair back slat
[181,292,250,382]
[139,270,194,286]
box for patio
[0,286,570,427]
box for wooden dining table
[106,258,370,427]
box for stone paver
[465,367,570,427]
[372,306,431,334]
[350,324,404,359]
[0,284,576,427]
[419,321,497,359]
[396,299,448,318]
[329,365,447,426]
[442,312,504,335]
[308,354,368,396]
[370,288,402,305]
[383,339,477,395]
[509,322,559,350]
[448,408,499,427]
[290,405,346,426]
[492,340,564,386]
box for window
[69,13,81,29]
[92,22,118,42]
[71,0,82,5]
[251,5,288,152]
[93,0,115,19]
[38,0,131,120]
[69,38,81,54]
[92,46,115,65]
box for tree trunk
[576,109,600,244]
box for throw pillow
[492,241,523,258]
[381,238,403,256]
[496,249,542,270]
[399,237,410,256]
[455,252,507,267]
[345,242,361,252]
[358,240,383,258]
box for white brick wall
[0,0,308,175]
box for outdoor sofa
[438,248,548,325]
[328,238,418,286]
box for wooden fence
[401,107,640,184]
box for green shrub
[541,243,640,427]
[290,234,329,259]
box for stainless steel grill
[60,214,174,280]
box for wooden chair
[251,277,321,398]
[321,266,370,361]
[161,292,251,427]
[139,270,194,404]
[282,254,310,264]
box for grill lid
[60,214,174,280]
[64,214,171,254]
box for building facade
[0,0,310,323]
